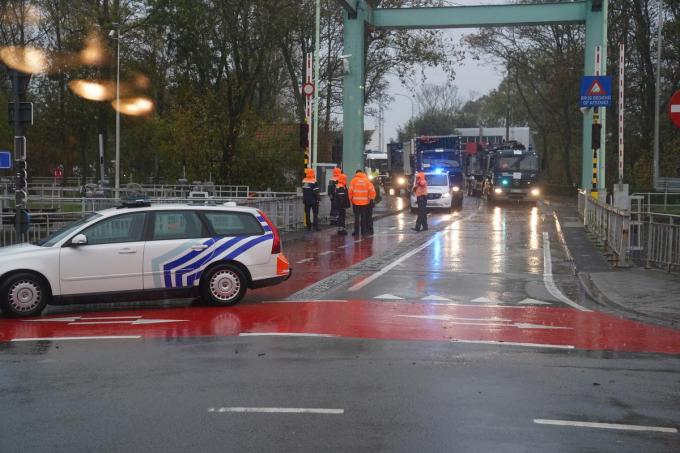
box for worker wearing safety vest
[412,171,429,232]
[302,167,321,231]
[335,173,350,235]
[349,170,376,236]
[327,167,342,225]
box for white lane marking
[208,407,344,415]
[421,295,453,302]
[239,333,337,337]
[514,323,571,330]
[534,419,678,433]
[453,339,574,349]
[354,239,363,243]
[399,315,571,330]
[471,297,496,303]
[337,244,351,249]
[11,336,142,342]
[23,317,81,322]
[318,251,334,256]
[517,298,552,305]
[263,299,348,304]
[296,258,314,264]
[80,316,142,320]
[542,232,590,311]
[389,227,397,230]
[69,319,187,326]
[373,294,404,300]
[399,315,512,322]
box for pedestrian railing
[632,211,680,272]
[581,190,630,267]
[0,195,306,247]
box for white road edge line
[318,251,334,256]
[349,209,479,292]
[208,407,344,414]
[239,333,337,337]
[11,336,142,342]
[452,339,575,349]
[263,299,348,304]
[534,419,678,433]
[542,232,590,311]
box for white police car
[0,203,291,317]
[410,171,464,212]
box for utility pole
[9,68,31,243]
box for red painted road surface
[3,301,680,355]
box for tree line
[0,0,677,191]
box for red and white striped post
[305,53,313,168]
[618,44,625,184]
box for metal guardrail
[0,195,306,247]
[655,177,680,193]
[579,190,630,267]
[630,192,680,215]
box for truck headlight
[531,188,540,196]
[452,186,460,192]
[494,188,503,195]
[389,188,395,196]
[397,177,406,185]
[368,174,374,180]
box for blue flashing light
[501,179,510,186]
[433,168,444,174]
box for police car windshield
[497,155,539,171]
[35,213,102,247]
[425,174,449,186]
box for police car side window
[81,213,146,245]
[152,211,206,241]
[204,212,263,236]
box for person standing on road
[327,167,341,225]
[349,170,376,237]
[335,173,350,235]
[302,167,320,231]
[412,171,428,232]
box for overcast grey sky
[368,0,509,146]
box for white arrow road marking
[24,317,81,323]
[517,298,552,305]
[296,258,314,264]
[543,232,590,311]
[534,419,678,433]
[24,317,187,326]
[318,251,334,256]
[208,407,344,415]
[454,340,574,349]
[239,333,336,337]
[421,295,453,302]
[373,294,405,300]
[397,315,571,330]
[471,297,497,303]
[671,105,680,113]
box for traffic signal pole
[10,69,30,243]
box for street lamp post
[393,93,415,139]
[110,23,121,199]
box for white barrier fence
[578,190,680,271]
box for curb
[578,271,679,330]
[552,211,576,276]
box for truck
[410,135,465,208]
[386,142,408,196]
[482,141,542,203]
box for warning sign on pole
[580,76,613,108]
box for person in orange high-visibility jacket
[349,170,376,236]
[412,171,429,232]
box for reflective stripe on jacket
[348,174,376,206]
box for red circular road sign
[302,82,315,97]
[669,89,680,128]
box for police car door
[143,210,214,290]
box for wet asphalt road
[1,197,679,452]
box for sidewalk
[548,196,680,330]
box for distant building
[456,127,532,149]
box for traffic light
[299,123,309,149]
[591,123,602,149]
[16,159,27,190]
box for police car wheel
[0,273,49,317]
[201,264,246,306]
